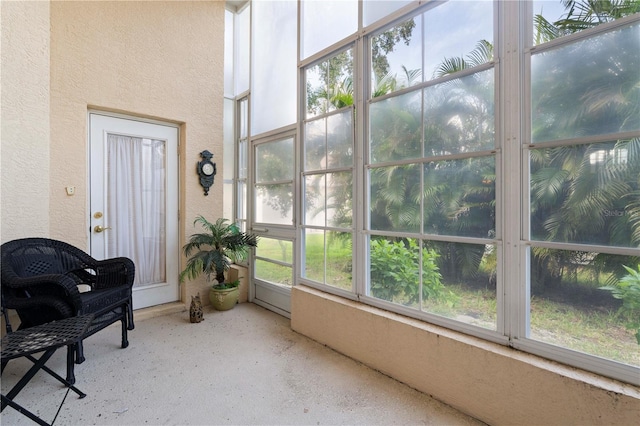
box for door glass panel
[107,134,166,286]
[255,183,293,225]
[252,133,296,299]
[255,237,293,288]
[256,237,293,263]
[255,137,294,225]
[256,138,294,181]
[255,260,293,287]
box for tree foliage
[297,1,640,295]
[371,19,417,81]
[370,238,456,305]
[600,264,640,343]
[529,2,640,288]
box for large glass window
[252,0,297,135]
[236,97,249,230]
[531,24,640,142]
[527,18,640,367]
[230,0,640,385]
[367,2,497,331]
[301,0,357,60]
[223,4,250,229]
[423,0,493,81]
[235,5,250,95]
[223,97,234,221]
[302,49,355,291]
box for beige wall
[49,0,224,245]
[2,0,225,303]
[1,1,51,242]
[292,286,640,425]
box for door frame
[87,110,181,309]
[248,128,298,317]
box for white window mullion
[499,0,526,343]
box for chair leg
[66,344,76,384]
[74,342,86,364]
[126,299,135,330]
[121,318,129,349]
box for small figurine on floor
[190,293,204,323]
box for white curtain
[107,134,166,286]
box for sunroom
[2,0,639,424]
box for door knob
[94,225,111,233]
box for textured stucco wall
[48,1,225,303]
[292,285,640,425]
[1,1,51,242]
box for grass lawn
[425,284,638,367]
[256,236,639,367]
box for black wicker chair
[1,238,135,382]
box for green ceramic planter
[209,285,239,311]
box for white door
[89,113,179,310]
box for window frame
[514,7,640,383]
[228,0,640,385]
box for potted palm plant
[179,216,258,311]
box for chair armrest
[93,257,135,290]
[5,273,80,291]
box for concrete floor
[1,303,485,425]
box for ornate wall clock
[197,150,217,195]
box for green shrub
[370,239,455,305]
[600,264,640,344]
